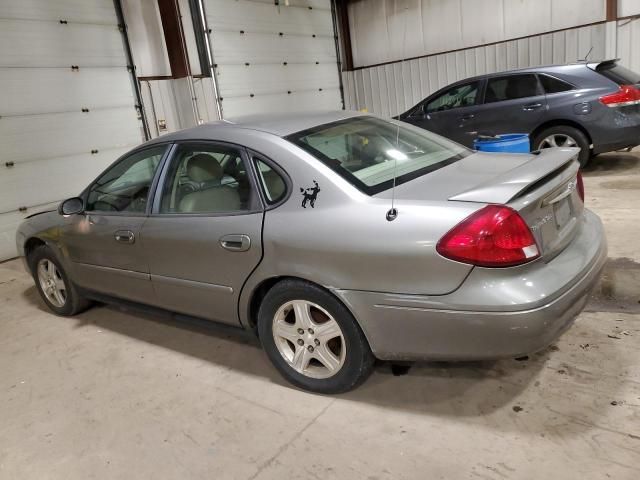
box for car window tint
[596,62,640,85]
[86,145,166,213]
[426,82,479,113]
[253,157,286,204]
[539,74,574,94]
[485,74,540,103]
[159,144,254,214]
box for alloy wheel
[37,259,67,308]
[272,300,346,379]
[538,134,578,149]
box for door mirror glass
[59,197,84,216]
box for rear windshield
[286,117,470,195]
[597,62,640,85]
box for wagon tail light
[436,205,540,268]
[599,84,640,107]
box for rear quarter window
[539,74,574,94]
[597,63,640,85]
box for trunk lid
[377,147,583,259]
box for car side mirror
[58,197,85,216]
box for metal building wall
[342,23,606,116]
[618,17,640,72]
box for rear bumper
[591,109,640,155]
[333,210,607,361]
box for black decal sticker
[300,181,320,208]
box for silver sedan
[16,111,607,393]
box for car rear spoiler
[586,59,620,71]
[449,148,579,204]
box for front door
[404,80,482,147]
[141,142,264,325]
[62,145,168,303]
[472,73,548,139]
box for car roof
[447,59,615,85]
[144,110,366,145]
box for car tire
[29,245,91,316]
[257,279,375,393]
[533,126,591,168]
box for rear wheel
[30,245,91,316]
[533,126,591,168]
[258,279,375,393]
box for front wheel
[533,126,591,168]
[30,245,91,316]
[258,280,375,393]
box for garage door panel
[0,109,142,164]
[0,20,126,67]
[206,0,334,36]
[222,88,342,117]
[0,147,132,213]
[216,63,340,96]
[0,67,134,116]
[0,0,118,24]
[211,32,337,64]
[0,202,59,261]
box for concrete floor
[1,152,639,480]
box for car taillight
[576,171,585,202]
[599,84,640,107]
[436,205,540,268]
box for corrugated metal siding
[343,23,606,116]
[617,17,640,72]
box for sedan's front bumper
[333,210,607,361]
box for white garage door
[0,0,145,260]
[204,0,343,118]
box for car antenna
[580,46,594,62]
[387,3,409,222]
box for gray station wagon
[398,59,640,167]
[16,111,606,393]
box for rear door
[140,142,265,325]
[403,81,482,146]
[472,74,548,138]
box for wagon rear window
[286,117,469,195]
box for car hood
[375,147,580,204]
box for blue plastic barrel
[473,134,530,153]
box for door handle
[461,113,475,121]
[114,230,135,244]
[220,234,251,252]
[523,103,543,111]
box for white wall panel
[205,0,342,117]
[0,20,127,68]
[0,0,144,260]
[619,0,640,17]
[0,147,133,214]
[121,0,172,77]
[343,23,606,116]
[0,67,135,116]
[0,0,118,23]
[617,17,640,72]
[348,0,606,68]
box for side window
[426,82,480,113]
[86,145,166,213]
[485,74,541,103]
[253,157,286,204]
[159,144,254,214]
[539,74,574,94]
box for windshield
[286,116,470,195]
